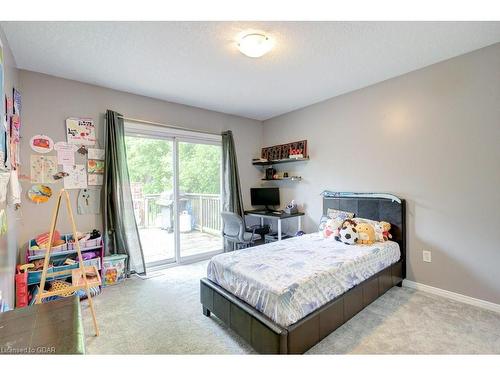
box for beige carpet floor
[82,260,500,354]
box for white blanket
[207,233,400,327]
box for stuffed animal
[380,221,392,241]
[356,223,376,244]
[335,219,359,245]
[322,218,343,239]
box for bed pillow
[318,215,329,232]
[352,217,391,242]
[326,208,355,221]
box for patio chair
[221,211,261,250]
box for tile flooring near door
[139,228,222,264]
[82,260,500,354]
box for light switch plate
[423,250,432,263]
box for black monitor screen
[250,188,280,207]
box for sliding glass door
[125,123,223,268]
[178,140,223,260]
[125,135,176,267]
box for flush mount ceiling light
[237,33,274,58]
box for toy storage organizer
[16,234,104,308]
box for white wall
[17,70,263,254]
[262,43,500,304]
[0,26,20,308]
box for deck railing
[187,193,222,236]
[143,194,162,228]
[136,193,221,236]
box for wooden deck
[138,227,222,264]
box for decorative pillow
[318,215,329,232]
[353,217,391,242]
[322,218,343,239]
[334,219,359,245]
[327,208,355,221]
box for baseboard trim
[402,280,500,314]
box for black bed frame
[201,195,406,354]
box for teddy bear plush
[356,223,376,244]
[380,221,392,241]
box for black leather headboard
[323,195,406,278]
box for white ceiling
[2,22,499,120]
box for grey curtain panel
[221,130,245,252]
[103,110,146,275]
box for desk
[244,210,305,241]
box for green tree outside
[125,136,221,195]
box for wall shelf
[261,177,302,181]
[252,157,309,166]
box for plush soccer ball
[335,219,359,245]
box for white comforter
[207,233,400,327]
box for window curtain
[221,130,245,252]
[103,110,146,275]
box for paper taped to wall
[30,134,54,153]
[87,159,104,174]
[77,188,101,215]
[63,164,87,189]
[30,155,57,184]
[54,141,77,166]
[66,117,96,145]
[87,148,104,160]
[88,174,103,186]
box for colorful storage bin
[102,254,128,286]
[66,235,102,250]
[26,258,101,286]
[28,234,72,255]
[83,257,101,270]
[27,263,79,285]
[27,234,102,258]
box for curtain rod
[106,113,221,136]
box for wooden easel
[36,189,100,336]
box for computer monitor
[250,187,280,208]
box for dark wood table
[0,296,85,354]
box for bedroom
[1,0,500,372]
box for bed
[200,195,406,354]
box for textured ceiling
[2,21,499,120]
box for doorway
[125,123,223,268]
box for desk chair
[221,211,261,250]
